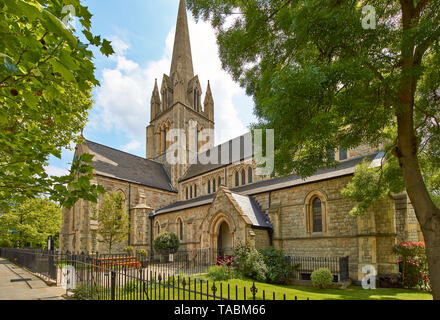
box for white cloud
[89,15,255,155]
[45,166,69,177]
[122,140,142,152]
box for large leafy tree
[0,0,112,211]
[91,192,129,254]
[187,0,440,298]
[0,198,62,248]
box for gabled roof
[180,133,254,182]
[229,192,272,229]
[155,152,381,214]
[85,140,176,193]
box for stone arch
[304,189,328,234]
[209,212,235,253]
[176,216,184,242]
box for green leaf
[4,57,18,74]
[50,60,76,82]
[100,39,115,56]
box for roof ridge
[85,139,163,166]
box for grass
[72,275,433,301]
[201,278,433,300]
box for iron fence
[285,254,350,282]
[0,247,350,300]
[62,252,309,301]
[0,248,63,282]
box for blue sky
[46,0,257,177]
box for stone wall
[60,174,177,254]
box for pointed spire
[204,80,213,104]
[150,79,161,120]
[151,79,160,102]
[170,0,194,85]
[204,80,214,121]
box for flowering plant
[394,242,430,291]
[216,256,233,267]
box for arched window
[248,168,253,184]
[177,218,183,241]
[163,127,167,153]
[218,177,222,188]
[155,221,160,236]
[194,126,198,153]
[241,169,246,185]
[213,178,216,193]
[190,185,193,199]
[208,180,211,194]
[194,185,197,198]
[185,187,188,200]
[163,89,168,109]
[235,171,239,187]
[312,198,323,233]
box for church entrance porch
[217,221,233,258]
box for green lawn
[73,276,432,301]
[203,278,433,300]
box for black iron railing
[62,252,308,300]
[285,254,350,282]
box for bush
[207,266,240,281]
[138,249,148,258]
[394,242,430,291]
[123,280,139,293]
[259,247,295,284]
[311,268,333,289]
[0,239,12,248]
[154,232,180,254]
[124,246,135,256]
[233,244,267,282]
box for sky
[46,0,257,177]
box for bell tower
[146,0,215,187]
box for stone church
[59,0,422,282]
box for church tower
[146,0,215,187]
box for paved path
[0,258,65,300]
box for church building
[59,0,422,282]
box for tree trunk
[396,0,440,299]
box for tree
[0,198,61,248]
[153,232,180,254]
[187,0,440,298]
[0,0,112,211]
[92,193,129,254]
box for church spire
[170,0,194,84]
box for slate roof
[85,140,176,193]
[155,151,382,215]
[180,133,253,182]
[230,192,272,228]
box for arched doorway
[217,221,232,257]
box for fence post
[111,270,116,301]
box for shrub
[394,241,430,291]
[0,239,12,248]
[207,266,239,281]
[124,246,135,256]
[259,247,295,284]
[216,256,233,267]
[138,249,148,260]
[311,268,333,289]
[154,232,180,254]
[123,280,139,293]
[233,244,267,282]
